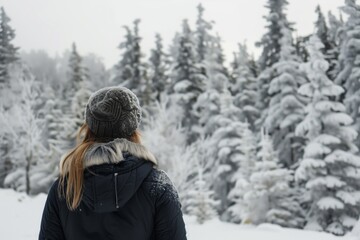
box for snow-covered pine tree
[238,129,304,228]
[71,84,91,135]
[208,88,245,219]
[226,122,257,223]
[295,35,360,235]
[328,11,344,47]
[62,43,91,150]
[42,97,64,161]
[193,35,228,137]
[0,7,18,88]
[195,3,213,63]
[114,19,148,106]
[336,0,360,149]
[231,43,259,130]
[185,148,218,224]
[0,7,18,187]
[257,0,293,71]
[327,11,343,79]
[264,27,306,168]
[169,19,207,143]
[62,43,87,110]
[256,0,294,130]
[149,33,168,102]
[315,5,330,53]
[314,5,339,79]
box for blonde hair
[58,124,141,210]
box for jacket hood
[80,138,157,213]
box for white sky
[1,0,343,68]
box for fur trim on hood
[83,138,157,168]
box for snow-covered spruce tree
[0,7,19,187]
[295,35,360,235]
[71,84,91,134]
[315,5,330,53]
[62,44,91,150]
[336,0,360,149]
[208,88,246,219]
[226,122,257,223]
[195,3,213,63]
[327,11,343,80]
[114,19,148,106]
[237,130,304,227]
[264,27,307,168]
[62,43,87,111]
[169,19,207,143]
[256,0,293,130]
[0,7,18,88]
[314,5,339,79]
[42,97,64,161]
[193,35,228,137]
[257,0,293,71]
[149,33,168,102]
[231,43,259,130]
[185,143,219,224]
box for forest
[0,0,360,236]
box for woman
[39,87,187,240]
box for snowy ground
[0,189,358,240]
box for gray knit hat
[85,86,141,139]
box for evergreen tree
[328,11,344,46]
[170,20,207,143]
[193,35,228,137]
[256,0,293,126]
[226,122,257,223]
[314,5,339,79]
[295,35,360,235]
[195,3,213,63]
[208,89,245,219]
[185,162,218,224]
[336,0,360,149]
[114,19,147,105]
[315,5,330,51]
[149,33,168,102]
[234,130,304,227]
[264,27,306,168]
[257,0,292,71]
[327,11,343,79]
[0,7,18,88]
[62,43,90,150]
[231,43,259,130]
[43,97,64,162]
[0,7,19,187]
[62,43,87,110]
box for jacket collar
[83,138,157,168]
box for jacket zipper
[114,172,119,209]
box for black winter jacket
[39,139,187,240]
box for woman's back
[40,139,186,240]
[39,87,187,240]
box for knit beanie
[85,86,141,139]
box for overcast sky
[2,0,343,68]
